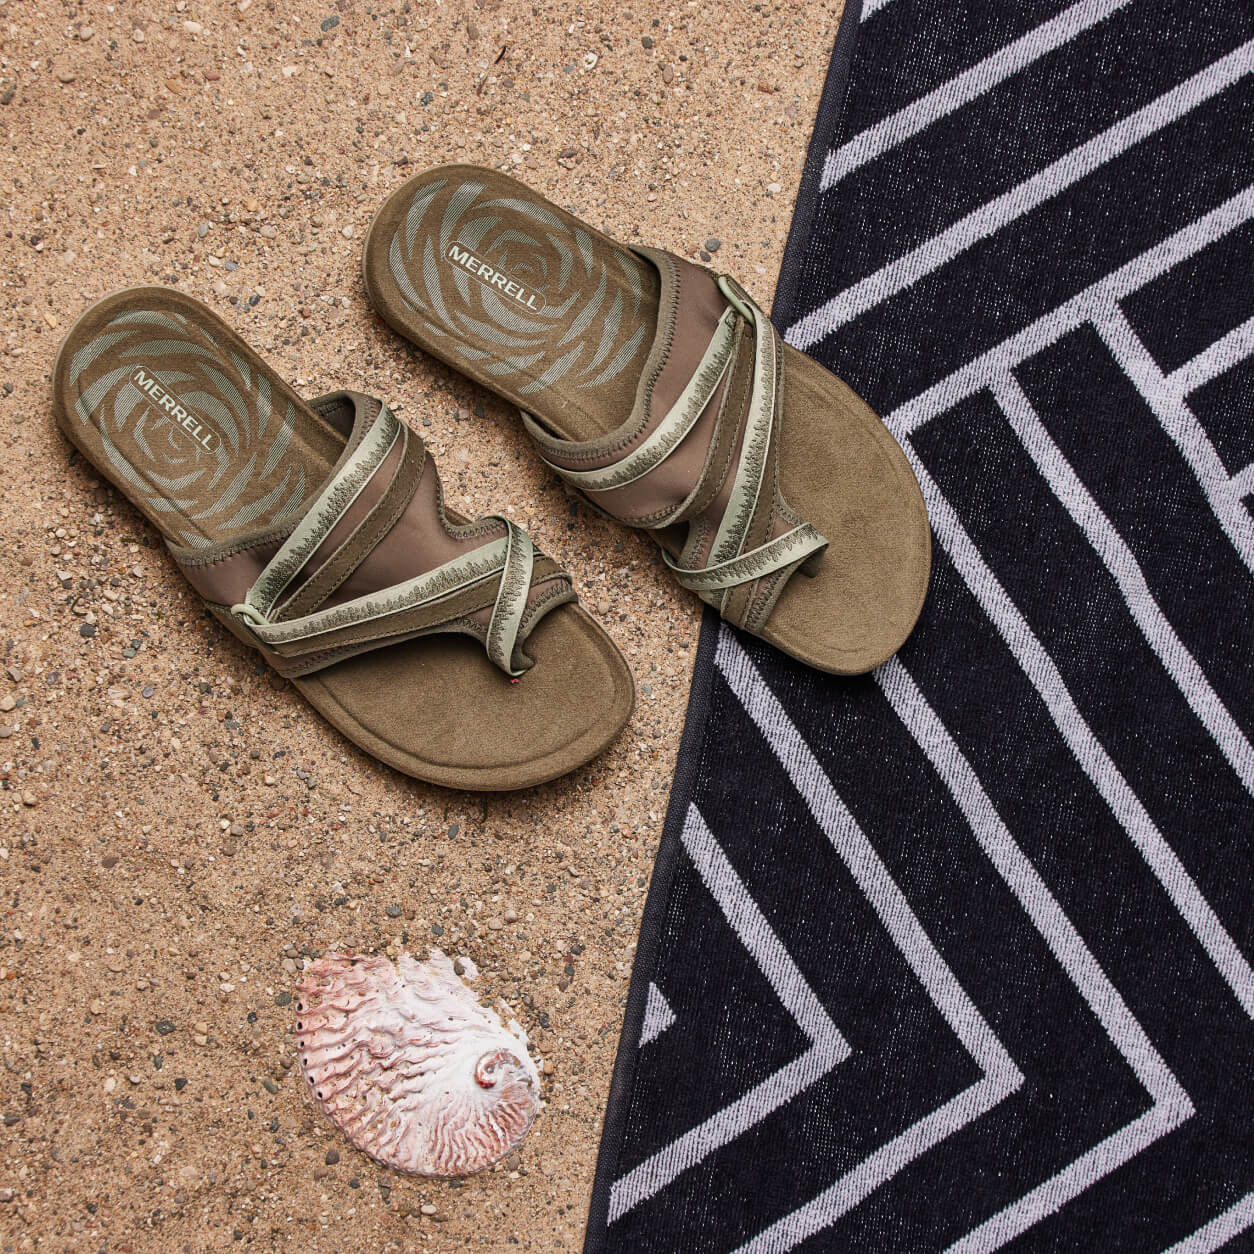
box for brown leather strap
[172,391,578,677]
[276,425,426,622]
[522,252,825,637]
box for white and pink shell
[294,949,541,1176]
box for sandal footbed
[51,286,634,790]
[295,604,633,791]
[363,165,931,675]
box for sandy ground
[0,0,840,1249]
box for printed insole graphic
[381,174,661,440]
[56,292,341,550]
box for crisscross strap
[521,252,826,635]
[171,393,573,678]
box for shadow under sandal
[363,165,932,675]
[51,288,634,790]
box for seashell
[294,949,540,1177]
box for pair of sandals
[52,166,931,791]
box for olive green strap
[520,270,827,618]
[662,523,826,594]
[233,521,537,677]
[520,304,738,494]
[227,400,547,676]
[701,275,782,566]
[244,402,403,620]
[484,517,535,675]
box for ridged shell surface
[295,950,540,1176]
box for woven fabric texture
[586,1,1254,1250]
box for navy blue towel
[587,1,1254,1250]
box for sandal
[51,288,634,790]
[362,165,931,675]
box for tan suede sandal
[362,165,931,675]
[51,288,634,790]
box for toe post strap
[484,516,538,676]
[523,251,827,637]
[662,523,827,594]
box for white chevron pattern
[607,804,853,1223]
[769,2,1254,1247]
[602,2,1254,1250]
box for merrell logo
[130,367,219,453]
[445,243,543,311]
